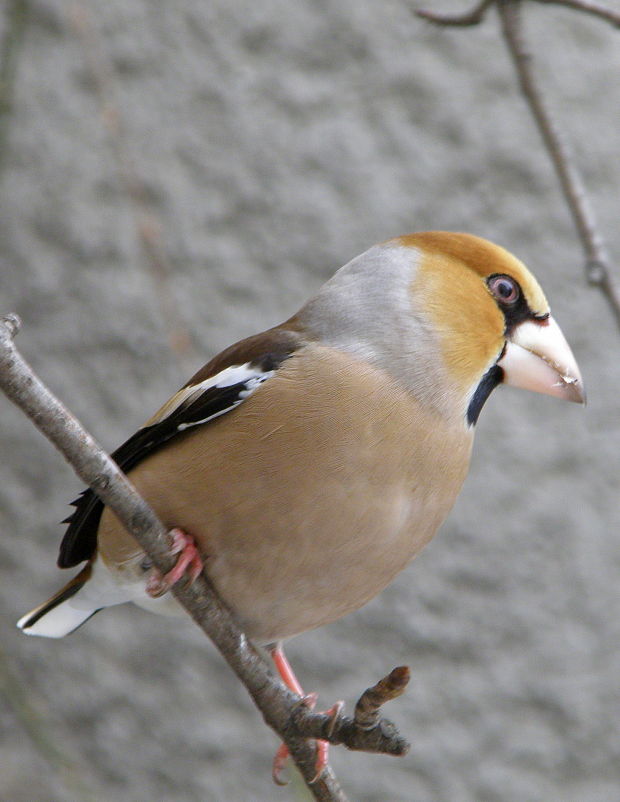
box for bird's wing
[57,327,303,568]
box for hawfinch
[18,232,584,774]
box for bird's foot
[271,697,344,785]
[145,528,203,597]
[269,641,342,784]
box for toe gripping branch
[146,527,204,598]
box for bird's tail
[17,564,99,638]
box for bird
[17,231,584,780]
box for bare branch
[416,0,620,28]
[0,314,411,801]
[415,0,493,26]
[416,0,620,326]
[291,707,409,756]
[354,666,411,730]
[286,667,411,756]
[532,0,620,26]
[497,0,620,328]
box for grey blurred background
[1,1,619,800]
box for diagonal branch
[497,0,620,328]
[291,667,411,751]
[415,0,620,329]
[0,313,410,802]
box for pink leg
[271,643,304,695]
[269,643,343,785]
[146,528,203,597]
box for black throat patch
[467,363,504,426]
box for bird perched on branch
[18,231,584,781]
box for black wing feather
[57,380,263,568]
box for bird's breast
[98,345,473,642]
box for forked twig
[354,666,411,730]
[290,666,412,753]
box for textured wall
[2,1,619,800]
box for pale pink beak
[498,316,585,404]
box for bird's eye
[487,274,520,305]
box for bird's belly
[99,348,472,642]
[206,483,448,643]
[105,448,464,642]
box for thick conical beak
[497,316,585,404]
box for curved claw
[324,700,344,739]
[302,692,318,709]
[272,743,290,786]
[309,701,344,782]
[310,740,328,784]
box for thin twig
[415,0,620,27]
[497,0,620,328]
[354,666,411,731]
[416,0,494,25]
[287,666,411,755]
[0,314,411,802]
[291,706,409,756]
[415,0,620,327]
[532,0,620,26]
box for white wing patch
[148,362,276,430]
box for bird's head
[297,230,584,427]
[396,231,585,425]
